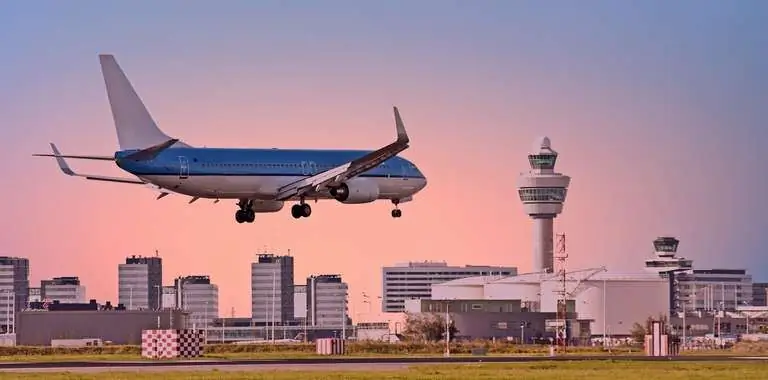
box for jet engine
[329,178,380,204]
[250,200,284,213]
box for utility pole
[444,300,451,357]
[554,233,568,353]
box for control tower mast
[516,137,571,273]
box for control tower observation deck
[516,137,571,273]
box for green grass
[0,361,766,379]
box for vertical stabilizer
[99,54,189,150]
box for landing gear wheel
[291,203,312,218]
[391,209,402,218]
[245,210,255,223]
[291,204,302,219]
[235,210,246,223]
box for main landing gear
[235,199,256,223]
[391,199,402,218]
[291,199,312,219]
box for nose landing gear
[391,199,402,218]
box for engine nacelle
[250,200,284,213]
[329,178,380,204]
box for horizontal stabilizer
[42,143,146,185]
[32,153,114,161]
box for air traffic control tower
[644,236,693,314]
[516,137,571,273]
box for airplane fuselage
[115,147,427,202]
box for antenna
[231,307,235,318]
[155,249,159,257]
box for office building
[174,275,219,327]
[676,269,753,311]
[752,283,768,306]
[381,261,517,313]
[40,277,86,304]
[162,286,177,309]
[251,254,294,324]
[0,256,30,333]
[307,275,348,328]
[294,285,307,320]
[117,255,162,310]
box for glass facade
[517,187,567,202]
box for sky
[1,0,768,322]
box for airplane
[34,54,428,223]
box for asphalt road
[0,355,766,373]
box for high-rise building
[251,254,294,324]
[293,285,307,321]
[118,255,162,310]
[0,256,29,333]
[516,136,571,273]
[752,283,768,307]
[307,275,348,328]
[40,276,86,303]
[174,275,219,327]
[381,261,517,313]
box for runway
[0,355,766,373]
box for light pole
[520,321,525,344]
[271,269,276,344]
[602,278,607,348]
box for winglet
[393,106,409,144]
[50,143,77,176]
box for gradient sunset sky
[2,1,768,321]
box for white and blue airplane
[35,55,427,223]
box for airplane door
[179,156,189,179]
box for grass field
[0,361,767,379]
[0,341,763,362]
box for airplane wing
[43,143,146,185]
[274,106,410,201]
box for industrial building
[381,261,517,313]
[306,275,349,328]
[118,255,162,310]
[425,270,668,337]
[40,277,86,304]
[17,306,189,346]
[251,254,294,324]
[173,275,219,327]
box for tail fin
[99,54,189,150]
